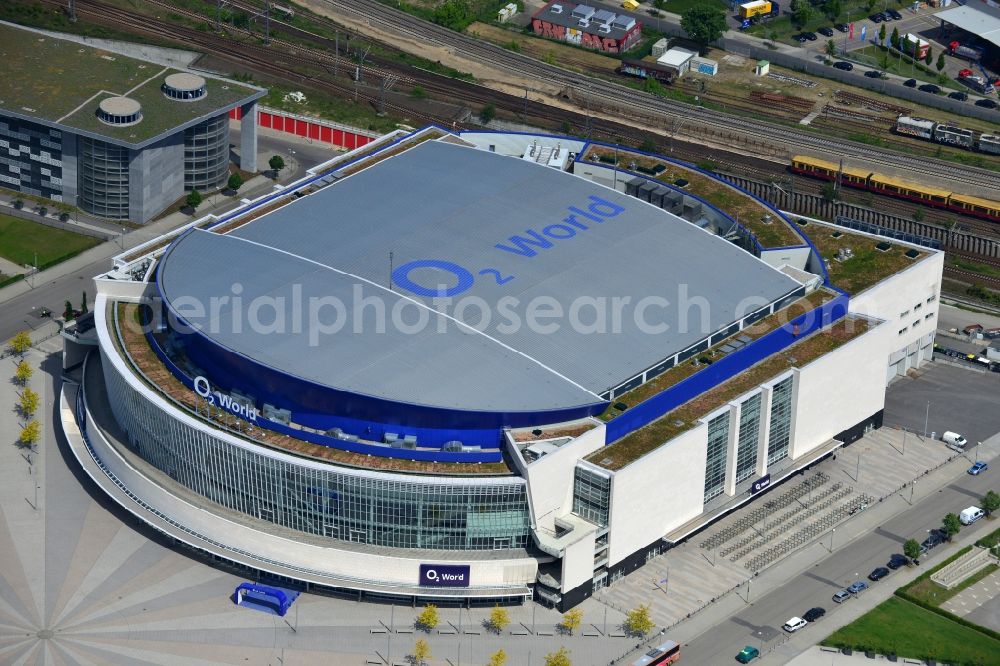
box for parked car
[833,61,854,71]
[847,580,869,594]
[919,84,942,94]
[921,530,945,554]
[832,589,852,603]
[869,567,890,581]
[736,645,760,663]
[803,607,826,622]
[794,33,809,43]
[887,9,902,20]
[869,12,886,22]
[903,78,917,87]
[783,616,808,632]
[835,23,849,32]
[818,26,834,37]
[949,91,969,101]
[968,461,988,475]
[975,98,998,109]
[803,32,818,41]
[960,506,985,525]
[887,554,909,570]
[865,70,885,79]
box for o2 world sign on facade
[193,375,259,423]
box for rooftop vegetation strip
[113,303,512,475]
[582,144,804,248]
[599,290,834,419]
[588,315,871,471]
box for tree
[269,154,285,176]
[890,26,900,50]
[479,102,497,125]
[544,647,572,666]
[624,604,655,637]
[15,360,33,385]
[12,198,23,210]
[80,291,88,315]
[936,52,946,73]
[878,23,886,46]
[982,490,1000,517]
[432,0,471,31]
[821,181,838,203]
[653,0,667,12]
[904,538,921,563]
[559,608,583,635]
[680,6,727,55]
[488,649,508,666]
[640,138,658,153]
[64,300,74,321]
[925,46,933,67]
[410,85,427,99]
[185,189,203,211]
[10,331,31,355]
[824,0,841,21]
[912,207,925,223]
[790,0,812,28]
[20,387,39,418]
[826,39,838,57]
[943,512,962,541]
[411,638,431,666]
[866,0,877,11]
[227,172,244,193]
[19,420,40,447]
[415,604,439,631]
[489,605,510,634]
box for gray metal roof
[938,4,1000,49]
[158,139,798,414]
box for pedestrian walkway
[942,568,1000,617]
[596,427,954,630]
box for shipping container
[690,57,719,75]
[739,0,771,19]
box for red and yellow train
[790,155,1000,223]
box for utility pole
[378,75,399,116]
[335,32,339,78]
[216,0,222,30]
[264,0,270,45]
[924,401,930,438]
[68,0,76,21]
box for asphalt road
[680,455,999,664]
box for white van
[960,506,985,525]
[943,431,968,451]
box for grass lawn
[823,596,1000,664]
[655,0,725,14]
[0,213,101,268]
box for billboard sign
[420,564,470,587]
[751,474,771,495]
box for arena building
[62,127,943,610]
[0,22,264,222]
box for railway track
[314,0,1000,194]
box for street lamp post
[830,528,835,552]
[910,480,916,505]
[924,401,930,438]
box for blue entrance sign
[420,564,471,587]
[751,474,771,495]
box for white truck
[960,506,985,525]
[942,431,968,452]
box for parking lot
[884,361,1000,446]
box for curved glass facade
[184,114,230,192]
[100,343,531,551]
[79,136,130,219]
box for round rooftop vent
[163,73,207,101]
[97,96,142,126]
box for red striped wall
[229,108,375,150]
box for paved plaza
[943,568,1000,633]
[594,425,957,629]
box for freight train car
[789,155,1000,223]
[893,116,999,154]
[618,58,676,85]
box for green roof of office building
[0,22,264,147]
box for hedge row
[975,526,1000,550]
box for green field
[0,213,101,269]
[823,597,1000,664]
